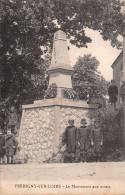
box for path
[0,162,125,195]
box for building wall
[113,57,123,106]
[112,51,123,106]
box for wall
[59,107,91,142]
[113,58,122,106]
[112,52,123,106]
[19,107,55,163]
[18,99,97,163]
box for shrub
[94,106,124,161]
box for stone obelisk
[48,30,73,97]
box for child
[77,119,89,162]
[92,120,103,161]
[5,127,18,164]
[64,120,77,163]
[0,130,5,164]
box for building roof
[111,51,123,69]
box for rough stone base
[18,98,97,163]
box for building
[111,51,123,106]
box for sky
[68,28,122,81]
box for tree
[93,106,124,161]
[52,0,125,48]
[0,0,124,128]
[72,54,108,106]
[0,0,50,125]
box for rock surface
[18,105,93,163]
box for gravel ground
[0,162,125,195]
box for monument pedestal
[18,98,97,163]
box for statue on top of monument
[108,80,118,107]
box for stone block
[29,121,34,129]
[48,141,52,148]
[41,143,48,149]
[19,97,97,163]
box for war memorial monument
[18,30,97,163]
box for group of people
[64,119,103,163]
[0,126,18,164]
[0,112,103,164]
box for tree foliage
[72,54,108,106]
[52,0,125,48]
[96,106,122,135]
[94,106,124,161]
[0,0,124,128]
[0,0,52,121]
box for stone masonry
[48,30,73,90]
[18,98,97,163]
[19,107,55,163]
[18,30,97,163]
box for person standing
[13,130,19,156]
[77,119,89,162]
[8,107,18,134]
[108,80,118,107]
[5,127,18,164]
[92,120,103,161]
[0,130,5,164]
[65,120,77,163]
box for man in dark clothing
[65,120,77,163]
[108,80,118,107]
[77,119,89,162]
[5,128,18,164]
[0,130,5,164]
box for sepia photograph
[0,0,125,194]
